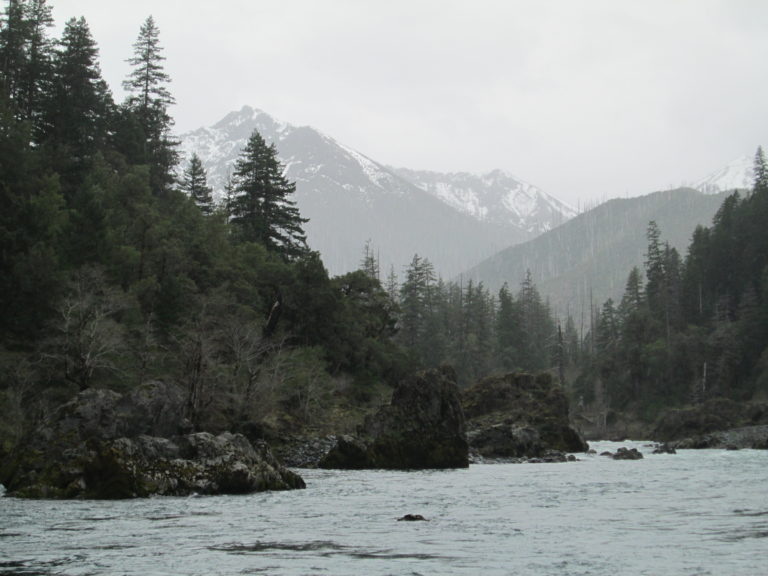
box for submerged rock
[319,366,468,469]
[461,372,588,459]
[1,383,304,498]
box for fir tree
[229,129,308,257]
[44,17,112,164]
[0,0,54,127]
[122,15,178,194]
[181,153,214,215]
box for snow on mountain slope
[393,168,577,234]
[694,155,753,194]
[178,106,574,277]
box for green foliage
[229,130,308,258]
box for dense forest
[1,1,767,456]
[575,156,768,418]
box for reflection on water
[1,441,767,576]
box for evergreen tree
[19,0,52,126]
[122,15,178,194]
[359,239,379,281]
[495,282,519,369]
[43,17,112,169]
[229,129,307,258]
[0,0,27,105]
[181,153,214,215]
[0,0,54,127]
[753,145,768,193]
[398,254,436,356]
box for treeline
[577,150,768,418]
[0,1,408,447]
[374,252,567,386]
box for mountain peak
[392,166,576,233]
[694,155,753,194]
[179,106,575,276]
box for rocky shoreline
[6,368,764,499]
[0,382,304,499]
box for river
[1,441,766,575]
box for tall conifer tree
[230,129,307,257]
[122,15,177,194]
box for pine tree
[230,129,308,257]
[20,0,52,126]
[0,0,54,127]
[122,15,178,194]
[44,17,112,164]
[181,153,214,215]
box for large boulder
[1,383,305,498]
[319,366,468,469]
[462,372,588,458]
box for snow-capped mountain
[694,155,754,194]
[179,106,575,277]
[392,168,577,234]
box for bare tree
[51,267,128,390]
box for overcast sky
[49,0,768,207]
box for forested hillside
[466,188,728,316]
[578,152,768,420]
[1,1,765,455]
[0,4,412,450]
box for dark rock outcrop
[611,447,644,460]
[461,372,588,459]
[1,383,305,498]
[652,398,768,443]
[672,425,768,450]
[319,366,468,469]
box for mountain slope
[179,106,572,278]
[392,168,576,234]
[464,188,728,317]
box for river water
[1,441,766,576]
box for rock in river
[319,366,468,469]
[0,382,304,498]
[462,372,588,459]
